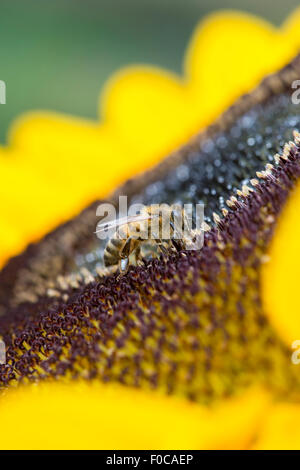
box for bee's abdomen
[104,236,124,267]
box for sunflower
[1,8,300,450]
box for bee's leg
[171,238,183,251]
[121,237,133,258]
[117,237,134,275]
[96,265,118,278]
[153,239,162,255]
[126,239,141,267]
[133,244,144,266]
[154,239,170,256]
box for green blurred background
[0,0,299,143]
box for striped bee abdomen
[103,235,124,267]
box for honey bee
[95,205,203,274]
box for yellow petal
[0,382,269,450]
[253,402,300,450]
[262,181,300,345]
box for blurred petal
[253,402,300,450]
[262,180,300,345]
[0,382,268,450]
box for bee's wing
[95,213,158,234]
[170,205,192,235]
